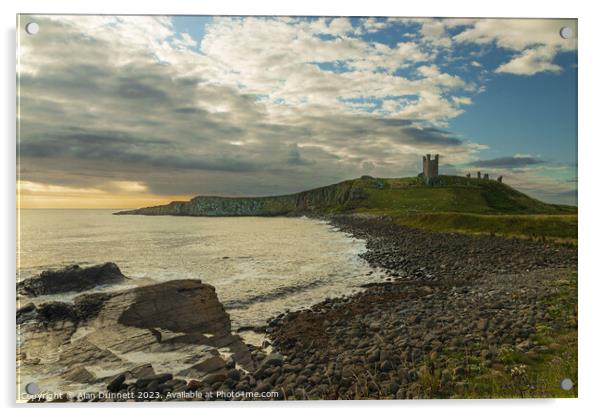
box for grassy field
[363,211,576,243]
[323,176,577,243]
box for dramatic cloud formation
[16,16,577,207]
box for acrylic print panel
[16,15,578,402]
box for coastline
[117,213,577,399]
[18,213,578,401]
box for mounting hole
[560,378,574,391]
[559,26,573,39]
[25,22,39,35]
[25,382,40,394]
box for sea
[17,209,384,330]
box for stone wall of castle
[422,154,439,178]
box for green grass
[319,176,577,243]
[371,212,576,242]
[344,176,575,215]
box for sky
[17,16,578,208]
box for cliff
[115,178,368,216]
[114,175,576,217]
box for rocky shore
[18,214,578,401]
[17,277,257,401]
[261,215,577,399]
[329,214,576,282]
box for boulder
[200,372,227,385]
[186,379,204,391]
[107,374,126,392]
[16,302,37,324]
[262,353,285,367]
[136,373,173,388]
[187,356,226,374]
[17,302,35,314]
[18,262,126,296]
[125,363,155,380]
[112,280,232,334]
[22,292,113,325]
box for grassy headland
[325,176,576,243]
[118,175,576,243]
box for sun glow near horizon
[17,180,193,209]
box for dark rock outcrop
[18,276,255,394]
[18,262,126,297]
[18,292,113,325]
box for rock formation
[17,262,126,297]
[113,178,372,217]
[17,277,255,394]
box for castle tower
[422,154,439,179]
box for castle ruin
[418,155,500,184]
[422,154,439,179]
[465,170,498,181]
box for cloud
[401,18,576,76]
[469,156,545,168]
[417,65,466,88]
[453,19,577,75]
[453,19,576,51]
[495,45,562,75]
[16,15,574,206]
[198,17,470,123]
[496,170,577,206]
[287,143,315,166]
[109,181,149,193]
[18,181,105,196]
[452,96,472,106]
[553,189,577,205]
[356,18,389,34]
[116,77,170,101]
[413,18,473,48]
[401,127,463,146]
[18,16,483,198]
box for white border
[2,1,599,415]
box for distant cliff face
[114,175,575,218]
[115,180,366,216]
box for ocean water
[17,209,384,329]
